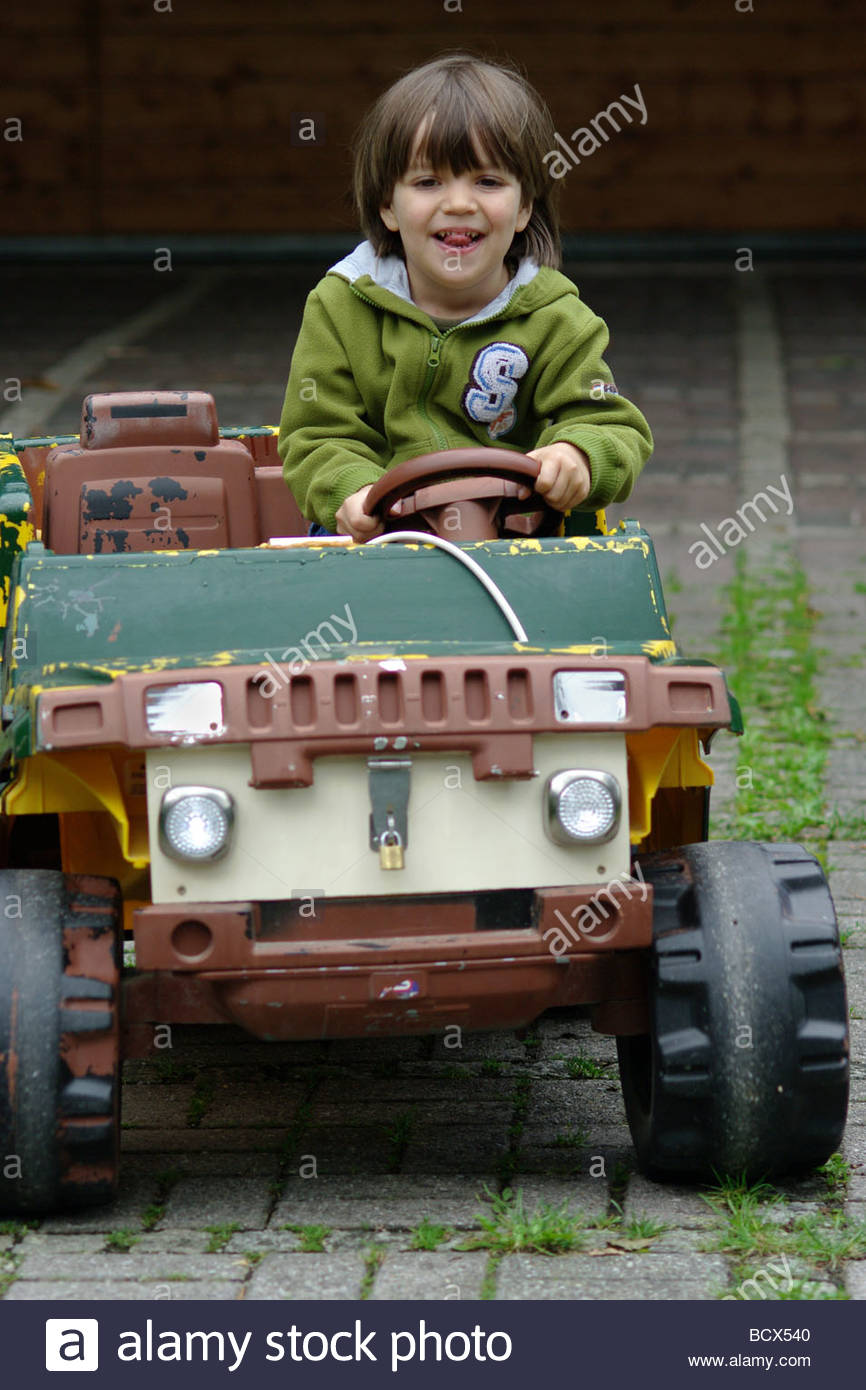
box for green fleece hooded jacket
[278,242,653,533]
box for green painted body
[6,528,669,682]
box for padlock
[379,830,404,870]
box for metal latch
[368,757,411,870]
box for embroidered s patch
[462,341,530,440]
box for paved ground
[1,254,864,1299]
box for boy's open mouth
[433,230,483,249]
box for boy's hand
[335,485,385,542]
[526,442,591,511]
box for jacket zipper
[418,335,448,450]
[349,283,517,452]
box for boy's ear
[516,200,533,234]
[380,202,400,232]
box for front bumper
[128,882,652,1042]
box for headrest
[81,391,219,450]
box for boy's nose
[441,179,477,211]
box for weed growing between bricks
[140,1168,182,1232]
[713,551,831,848]
[0,1222,36,1297]
[701,1164,865,1299]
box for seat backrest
[255,466,307,540]
[43,391,260,554]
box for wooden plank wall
[2,0,863,236]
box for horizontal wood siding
[1,0,863,235]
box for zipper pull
[427,336,441,368]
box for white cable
[366,530,529,643]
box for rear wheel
[0,871,122,1213]
[617,842,848,1179]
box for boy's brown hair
[353,53,562,269]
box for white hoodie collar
[328,240,539,325]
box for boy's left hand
[526,442,591,511]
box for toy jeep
[0,390,848,1212]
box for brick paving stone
[161,1177,272,1230]
[4,1280,244,1301]
[122,1127,289,1154]
[16,1232,108,1256]
[39,1178,155,1234]
[15,1252,249,1283]
[121,1085,199,1128]
[367,1251,489,1300]
[622,1176,722,1231]
[122,1151,280,1180]
[271,1175,490,1231]
[401,1126,511,1175]
[494,1251,730,1300]
[845,1262,866,1298]
[199,1080,308,1128]
[246,1253,366,1300]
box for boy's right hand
[335,485,385,542]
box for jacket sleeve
[277,288,388,532]
[530,306,653,508]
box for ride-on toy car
[0,390,848,1212]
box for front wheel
[617,841,848,1180]
[0,870,122,1213]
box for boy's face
[379,129,532,318]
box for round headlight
[159,787,234,863]
[545,771,621,846]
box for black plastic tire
[0,870,121,1213]
[617,842,848,1180]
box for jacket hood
[327,240,576,323]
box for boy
[279,53,652,540]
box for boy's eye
[478,176,503,187]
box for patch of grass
[384,1110,415,1174]
[461,1186,586,1255]
[359,1244,386,1299]
[140,1204,164,1232]
[519,1029,542,1057]
[0,1220,37,1239]
[105,1228,140,1253]
[243,1250,266,1268]
[283,1223,330,1253]
[480,1059,503,1075]
[204,1222,240,1253]
[765,1277,848,1300]
[499,1075,531,1185]
[853,580,866,595]
[409,1219,452,1251]
[479,1253,501,1299]
[714,555,831,843]
[440,1064,470,1081]
[152,1056,192,1084]
[703,1174,866,1271]
[551,1126,587,1150]
[818,1152,850,1197]
[186,1075,216,1128]
[564,1054,606,1079]
[621,1211,668,1241]
[0,1256,21,1298]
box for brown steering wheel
[363,447,563,542]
